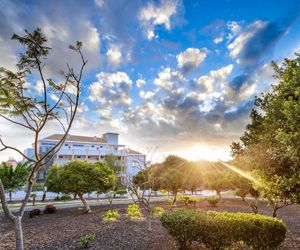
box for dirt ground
[0,198,299,250]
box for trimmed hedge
[160,209,286,250]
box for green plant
[102,210,120,222]
[116,189,127,196]
[127,204,142,220]
[30,193,37,206]
[161,209,287,250]
[80,233,95,248]
[150,206,165,218]
[179,196,198,206]
[168,199,175,206]
[206,196,220,207]
[59,194,72,201]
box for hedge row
[160,209,286,250]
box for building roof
[127,148,144,155]
[42,134,107,143]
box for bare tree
[126,148,160,230]
[0,28,87,250]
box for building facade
[24,132,146,182]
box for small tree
[0,162,30,202]
[0,28,86,250]
[159,155,188,205]
[46,161,115,213]
[203,169,231,199]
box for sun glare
[178,144,231,162]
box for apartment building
[24,132,146,182]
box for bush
[127,204,142,220]
[168,199,175,206]
[43,204,57,214]
[150,206,165,218]
[102,210,120,222]
[80,233,95,248]
[29,209,41,218]
[180,196,198,206]
[116,189,127,196]
[206,196,220,207]
[161,209,287,250]
[60,194,72,201]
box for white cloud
[106,45,122,68]
[139,90,155,100]
[154,67,183,90]
[177,48,208,72]
[89,71,132,107]
[213,36,223,44]
[136,79,146,88]
[95,0,104,7]
[227,20,266,62]
[138,0,178,40]
[196,64,233,94]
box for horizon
[1,0,300,162]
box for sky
[1,0,300,162]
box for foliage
[179,196,198,206]
[150,206,164,218]
[0,162,30,201]
[79,233,95,248]
[43,204,57,214]
[168,199,175,206]
[202,166,231,199]
[102,210,120,222]
[30,193,37,206]
[46,161,116,212]
[57,194,72,201]
[161,209,287,250]
[116,189,127,196]
[126,204,142,220]
[231,54,300,211]
[206,196,220,207]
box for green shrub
[127,204,142,220]
[160,209,287,250]
[180,196,198,206]
[80,233,95,248]
[150,206,165,218]
[60,194,72,201]
[102,210,120,222]
[116,189,127,196]
[206,196,220,207]
[168,199,175,206]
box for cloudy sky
[1,0,300,162]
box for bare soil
[0,198,299,250]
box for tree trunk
[173,192,177,205]
[78,193,91,213]
[9,192,12,202]
[73,193,77,200]
[42,191,46,202]
[97,194,99,203]
[14,216,24,250]
[272,205,279,218]
[217,190,221,200]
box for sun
[179,144,231,162]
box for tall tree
[0,162,30,201]
[0,28,86,250]
[231,54,300,216]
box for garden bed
[0,198,299,249]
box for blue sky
[1,0,300,161]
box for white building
[24,132,146,182]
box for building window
[59,155,63,159]
[65,143,68,146]
[77,156,81,159]
[73,144,84,147]
[114,147,118,150]
[91,145,95,148]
